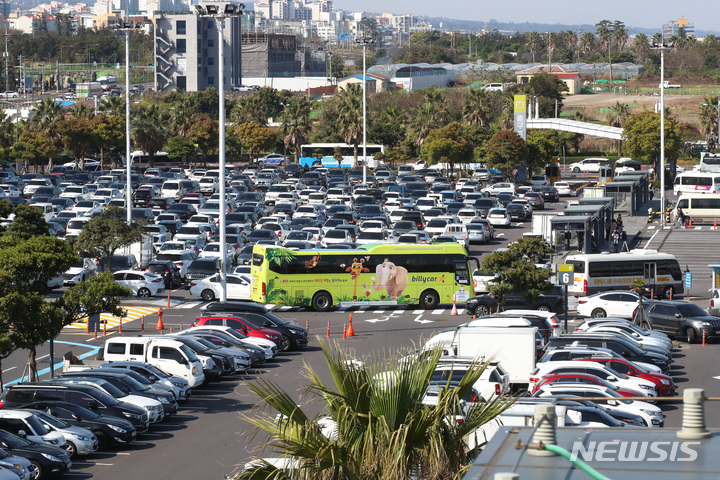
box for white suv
[568,158,606,173]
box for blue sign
[685,271,692,289]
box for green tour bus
[250,243,478,311]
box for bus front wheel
[662,286,674,299]
[419,289,439,309]
[312,291,333,312]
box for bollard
[170,326,173,334]
[86,321,89,334]
[306,319,309,331]
[118,318,122,333]
[703,328,706,346]
[141,315,145,332]
[94,323,98,340]
[669,290,673,300]
[167,293,171,309]
[326,320,330,338]
[343,323,347,339]
[103,321,106,336]
[180,323,183,331]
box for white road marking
[178,301,203,309]
[2,367,15,373]
[431,309,443,315]
[412,309,423,314]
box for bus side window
[454,261,469,284]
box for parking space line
[178,301,203,309]
[431,309,444,315]
[179,405,209,409]
[412,309,423,314]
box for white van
[103,337,205,388]
[161,181,186,201]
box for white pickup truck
[660,80,681,88]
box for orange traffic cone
[347,313,354,337]
[451,299,458,316]
[156,308,165,331]
[326,320,330,338]
[343,323,347,339]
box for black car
[523,192,545,210]
[465,286,566,316]
[166,203,195,222]
[145,260,183,289]
[21,401,136,450]
[57,371,177,416]
[184,258,221,289]
[197,301,309,351]
[634,300,720,343]
[132,189,153,207]
[538,186,559,202]
[496,192,514,207]
[0,429,71,478]
[506,203,528,221]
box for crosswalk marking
[431,309,444,315]
[67,306,159,331]
[178,301,203,309]
[413,309,423,314]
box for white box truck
[425,326,537,390]
[118,234,154,269]
[102,337,205,387]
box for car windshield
[676,303,707,317]
[35,411,70,429]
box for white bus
[673,193,720,223]
[566,250,683,299]
[130,151,180,169]
[298,143,384,169]
[673,171,720,195]
[699,152,720,173]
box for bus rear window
[252,253,264,267]
[567,260,585,274]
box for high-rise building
[663,18,694,39]
[154,10,242,92]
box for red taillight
[0,401,4,408]
[262,282,266,295]
[529,377,539,383]
[165,270,170,275]
[470,394,479,402]
[456,418,464,424]
[176,262,183,266]
[583,279,587,292]
[578,299,587,304]
[190,282,198,286]
[152,278,163,283]
[495,384,501,395]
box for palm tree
[613,21,627,53]
[699,97,720,151]
[580,32,595,57]
[526,31,541,62]
[131,103,170,168]
[561,30,578,61]
[97,95,125,118]
[170,95,196,136]
[651,32,664,45]
[606,101,630,128]
[68,103,93,120]
[279,98,311,163]
[235,342,513,480]
[29,98,64,169]
[463,87,491,127]
[596,20,613,84]
[633,33,650,64]
[336,83,363,163]
[410,88,449,147]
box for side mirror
[675,313,682,318]
[88,401,99,410]
[607,375,617,382]
[607,400,618,407]
[17,430,26,438]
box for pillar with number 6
[557,264,574,333]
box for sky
[333,0,716,32]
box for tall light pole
[195,2,245,302]
[651,41,673,227]
[354,28,374,186]
[116,22,143,225]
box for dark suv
[184,258,221,288]
[466,286,566,316]
[634,300,720,343]
[198,301,309,351]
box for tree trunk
[27,348,38,382]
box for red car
[575,357,676,396]
[193,315,282,347]
[531,373,644,398]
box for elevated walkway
[527,118,623,140]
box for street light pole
[651,41,673,228]
[354,29,374,186]
[195,2,245,302]
[117,22,143,225]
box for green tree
[279,98,311,162]
[60,271,131,329]
[463,87,492,128]
[596,20,614,82]
[369,105,407,148]
[29,97,64,169]
[421,122,474,177]
[93,114,126,169]
[329,55,345,79]
[4,204,49,240]
[526,129,557,177]
[165,135,196,162]
[526,73,567,118]
[187,114,219,165]
[98,95,125,118]
[479,238,553,310]
[605,101,631,128]
[633,33,650,64]
[526,31,541,63]
[235,342,513,480]
[58,117,97,168]
[234,123,276,163]
[73,206,144,271]
[10,131,57,172]
[623,111,683,177]
[485,130,528,179]
[699,97,719,151]
[132,103,170,167]
[336,83,363,162]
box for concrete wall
[242,76,332,91]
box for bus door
[644,262,656,294]
[454,258,473,303]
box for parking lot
[4,160,720,478]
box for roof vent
[527,404,557,456]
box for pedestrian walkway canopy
[527,118,623,140]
